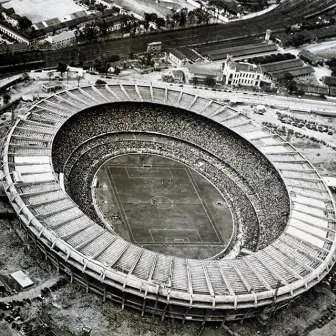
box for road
[0,275,60,303]
[175,83,336,115]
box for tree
[286,80,297,94]
[114,67,120,75]
[204,75,216,87]
[191,76,199,86]
[47,72,53,81]
[283,72,294,83]
[155,17,165,29]
[108,55,120,63]
[18,16,32,30]
[3,93,11,105]
[57,62,68,76]
[289,34,305,47]
[83,24,99,43]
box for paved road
[174,83,336,115]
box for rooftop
[168,47,200,62]
[46,30,75,43]
[188,65,222,77]
[324,76,336,86]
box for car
[328,131,333,135]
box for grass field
[93,154,234,259]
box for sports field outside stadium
[93,154,234,259]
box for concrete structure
[298,49,323,66]
[167,47,201,67]
[11,270,34,288]
[171,69,185,83]
[2,83,335,323]
[45,30,76,49]
[147,41,162,53]
[223,56,262,86]
[41,82,64,93]
[0,23,30,44]
[186,65,223,84]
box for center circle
[151,196,174,209]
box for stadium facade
[2,83,336,322]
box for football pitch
[94,154,234,259]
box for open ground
[2,0,85,23]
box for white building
[223,56,262,87]
[167,47,201,67]
[45,30,76,49]
[147,41,162,53]
[186,64,223,84]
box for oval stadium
[2,83,336,323]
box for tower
[265,29,272,41]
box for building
[271,66,315,80]
[41,82,64,93]
[11,270,34,288]
[45,30,76,49]
[147,41,162,53]
[223,56,262,86]
[324,76,336,87]
[1,7,15,22]
[171,70,185,83]
[0,22,30,44]
[298,49,323,66]
[167,47,201,67]
[7,13,20,27]
[186,65,223,84]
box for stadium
[2,83,336,323]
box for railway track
[0,0,335,74]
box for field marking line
[149,229,155,243]
[125,166,171,179]
[149,228,202,243]
[137,167,159,172]
[195,229,203,242]
[106,167,137,243]
[184,168,222,243]
[150,228,199,231]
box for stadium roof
[323,176,336,188]
[2,84,335,322]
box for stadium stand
[2,83,335,322]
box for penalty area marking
[149,228,203,243]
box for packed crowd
[51,102,290,251]
[66,133,260,252]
